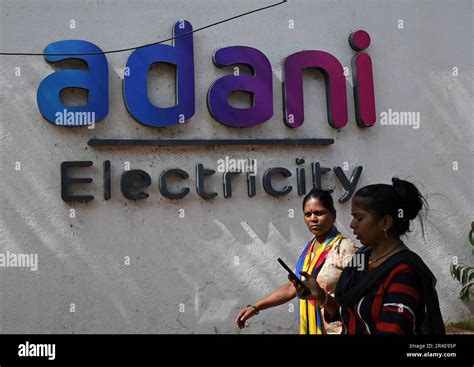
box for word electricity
[61,160,363,203]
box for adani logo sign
[36,20,376,129]
[36,21,375,204]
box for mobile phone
[277,258,311,296]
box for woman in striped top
[290,178,445,334]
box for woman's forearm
[254,281,297,311]
[322,293,339,318]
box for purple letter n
[283,51,348,129]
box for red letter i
[349,30,376,127]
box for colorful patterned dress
[296,228,357,334]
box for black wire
[0,1,286,56]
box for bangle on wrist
[320,291,329,308]
[247,304,260,314]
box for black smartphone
[277,258,311,296]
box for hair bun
[391,177,423,220]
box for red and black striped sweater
[332,263,424,334]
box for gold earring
[384,229,388,238]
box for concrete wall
[0,0,472,333]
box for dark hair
[354,177,426,237]
[302,188,336,216]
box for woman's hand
[235,306,258,329]
[289,271,326,303]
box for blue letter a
[36,40,108,126]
